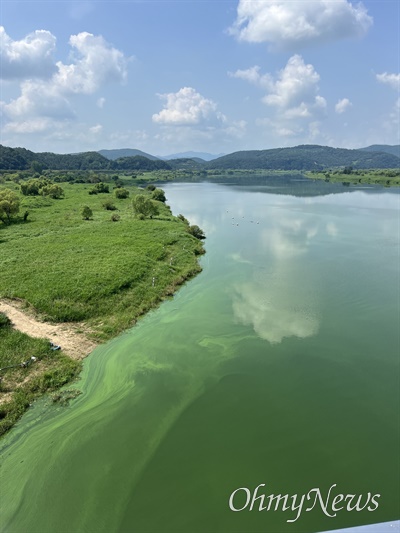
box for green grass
[0,180,204,434]
[305,169,400,186]
[0,182,204,339]
[0,324,81,436]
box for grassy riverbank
[0,180,204,435]
[305,168,400,186]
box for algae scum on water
[0,181,399,533]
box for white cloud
[3,117,57,134]
[229,66,271,89]
[152,87,224,125]
[229,0,373,50]
[97,97,106,108]
[0,26,56,79]
[232,56,327,125]
[3,79,75,120]
[1,29,129,134]
[335,98,352,114]
[376,72,400,90]
[89,124,103,134]
[262,55,322,111]
[54,32,128,94]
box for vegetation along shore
[0,174,205,436]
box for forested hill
[0,145,171,171]
[359,145,400,158]
[1,144,399,171]
[207,145,400,170]
[98,148,160,161]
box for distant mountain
[0,145,112,171]
[166,158,204,170]
[113,156,171,171]
[207,145,400,171]
[99,148,159,161]
[2,144,399,172]
[359,145,400,158]
[0,145,170,171]
[160,151,225,161]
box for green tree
[132,194,159,219]
[41,184,64,199]
[88,182,109,195]
[115,188,129,199]
[0,189,20,224]
[188,225,205,240]
[30,160,43,174]
[81,206,93,220]
[152,188,166,202]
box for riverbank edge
[0,253,203,435]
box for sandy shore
[0,299,97,360]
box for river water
[0,180,399,533]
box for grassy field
[0,179,204,434]
[305,169,400,186]
[0,320,81,436]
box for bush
[111,214,120,222]
[188,225,205,240]
[88,183,109,195]
[146,184,156,191]
[0,189,20,224]
[152,188,166,202]
[115,188,129,199]
[102,200,117,211]
[41,184,64,199]
[81,205,93,220]
[132,195,159,219]
[0,312,11,328]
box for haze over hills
[207,145,400,170]
[1,144,399,171]
[158,151,225,161]
[98,148,160,161]
[359,145,400,158]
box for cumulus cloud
[335,98,352,114]
[228,0,373,50]
[152,87,225,125]
[232,56,330,143]
[54,32,128,94]
[229,65,271,88]
[1,28,129,133]
[262,55,325,112]
[376,72,400,90]
[233,55,326,125]
[0,26,56,79]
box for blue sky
[1,0,399,155]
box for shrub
[152,188,166,202]
[188,225,205,240]
[132,194,159,219]
[102,200,117,211]
[0,312,11,328]
[88,183,109,195]
[111,214,120,222]
[81,206,93,220]
[41,184,64,199]
[146,184,156,191]
[115,188,129,199]
[0,189,20,224]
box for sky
[0,0,399,156]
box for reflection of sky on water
[164,182,399,345]
[232,212,321,344]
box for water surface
[0,181,399,533]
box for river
[0,180,399,533]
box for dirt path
[0,299,97,360]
